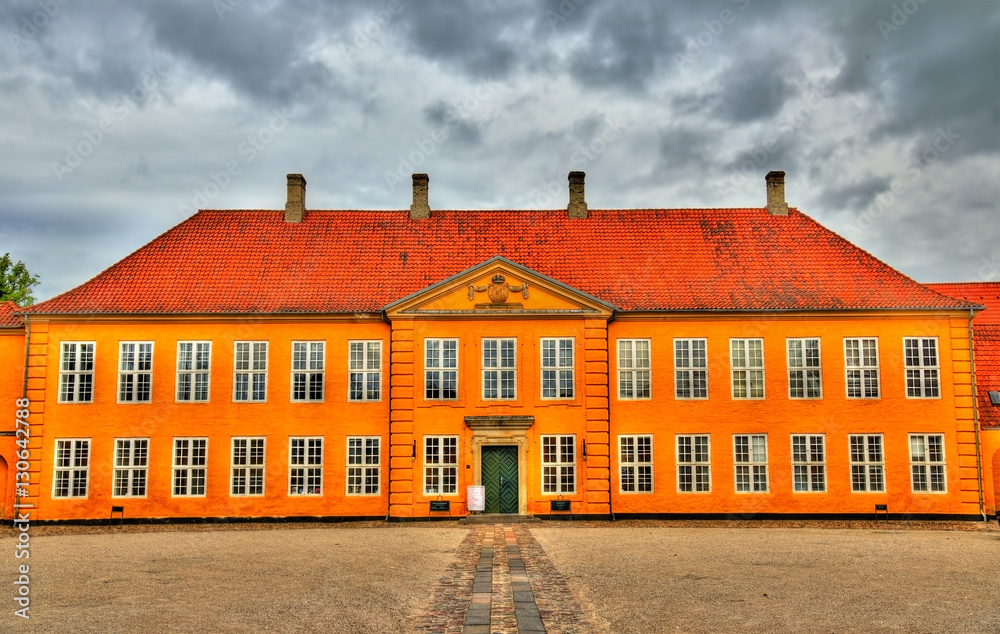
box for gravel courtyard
[1,521,997,633]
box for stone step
[459,514,542,524]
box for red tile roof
[25,208,974,315]
[925,282,1000,323]
[0,301,24,328]
[926,282,1000,428]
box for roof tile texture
[27,208,972,315]
[0,301,23,327]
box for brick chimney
[410,173,430,219]
[285,173,306,223]
[568,171,588,218]
[765,171,788,216]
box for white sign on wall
[467,485,485,512]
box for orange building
[2,171,994,523]
[925,283,1000,518]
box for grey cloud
[657,126,716,172]
[422,101,482,146]
[817,176,892,213]
[826,0,999,155]
[394,1,526,79]
[710,59,796,123]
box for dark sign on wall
[429,501,451,512]
[550,500,571,512]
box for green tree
[0,253,40,307]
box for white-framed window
[619,435,652,493]
[292,341,325,402]
[113,438,148,497]
[677,434,711,493]
[787,338,821,399]
[849,434,885,492]
[118,342,153,403]
[791,434,826,492]
[845,338,879,398]
[734,434,768,492]
[347,436,381,495]
[289,437,323,495]
[542,435,576,494]
[172,437,207,496]
[425,339,458,400]
[424,436,458,495]
[910,434,946,492]
[541,338,575,399]
[231,437,265,496]
[904,338,940,398]
[731,339,764,399]
[176,341,211,402]
[234,341,268,402]
[674,339,707,399]
[53,438,90,498]
[59,342,95,403]
[618,339,651,399]
[482,338,516,400]
[349,340,382,402]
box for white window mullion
[849,434,885,492]
[674,339,707,399]
[619,435,653,493]
[618,339,651,399]
[349,340,382,402]
[292,341,325,402]
[910,434,946,492]
[176,341,211,402]
[787,338,821,399]
[734,434,768,492]
[118,342,153,403]
[53,438,90,498]
[172,437,207,496]
[731,339,764,399]
[234,341,268,402]
[425,339,458,400]
[904,338,940,398]
[482,338,517,400]
[113,438,149,497]
[289,437,324,495]
[791,434,826,492]
[845,338,879,398]
[59,342,96,403]
[542,435,576,494]
[424,436,458,494]
[347,436,381,495]
[541,338,574,399]
[677,434,711,492]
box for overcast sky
[2,0,998,303]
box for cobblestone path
[411,524,598,634]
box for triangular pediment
[383,256,615,318]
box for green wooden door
[482,446,519,514]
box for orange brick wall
[609,311,980,517]
[27,317,389,521]
[3,307,991,521]
[1,327,26,520]
[391,316,610,518]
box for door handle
[499,476,504,486]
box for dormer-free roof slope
[25,207,973,315]
[0,301,24,327]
